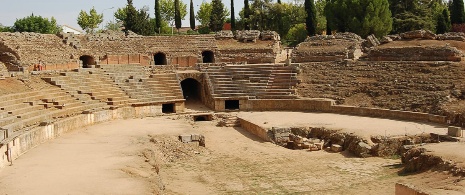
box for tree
[326,0,392,37]
[305,0,317,36]
[244,0,251,30]
[197,2,213,27]
[175,0,182,31]
[105,21,121,31]
[190,0,196,30]
[155,0,162,33]
[77,7,104,33]
[210,0,227,32]
[388,0,446,34]
[315,0,327,34]
[123,0,155,35]
[437,8,450,34]
[450,0,465,24]
[160,0,187,28]
[286,23,308,46]
[13,14,60,34]
[231,0,236,30]
[0,24,13,32]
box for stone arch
[202,50,215,63]
[79,55,96,68]
[181,78,202,102]
[154,52,167,65]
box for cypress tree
[278,0,281,3]
[305,0,317,36]
[231,0,236,31]
[437,10,448,34]
[155,0,161,33]
[175,0,181,32]
[190,0,195,30]
[244,0,250,30]
[210,0,226,32]
[450,0,465,24]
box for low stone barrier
[0,105,166,169]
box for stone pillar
[448,126,462,137]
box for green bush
[198,26,211,34]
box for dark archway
[154,52,167,65]
[79,55,96,68]
[202,51,215,63]
[181,78,201,102]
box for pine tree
[210,0,226,32]
[450,0,465,24]
[190,0,195,30]
[305,0,317,36]
[231,0,236,31]
[437,8,451,34]
[175,0,181,32]
[244,0,251,30]
[155,0,161,33]
[326,0,392,37]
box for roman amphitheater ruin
[0,29,464,194]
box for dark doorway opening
[202,51,215,63]
[79,55,96,68]
[154,52,167,65]
[193,114,213,122]
[181,78,201,102]
[225,100,240,110]
[162,103,175,113]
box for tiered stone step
[44,70,134,108]
[202,64,299,99]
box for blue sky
[0,0,247,30]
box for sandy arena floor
[0,112,461,194]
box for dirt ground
[0,112,463,194]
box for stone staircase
[98,64,184,105]
[43,70,134,108]
[275,48,292,63]
[202,64,299,100]
[0,87,108,132]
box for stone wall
[0,104,176,169]
[297,61,465,117]
[0,31,278,71]
[367,46,462,62]
[0,32,78,71]
[292,33,363,62]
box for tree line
[2,0,465,45]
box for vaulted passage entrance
[154,52,167,65]
[181,78,201,102]
[79,55,96,68]
[202,51,215,63]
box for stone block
[314,143,323,150]
[331,144,343,152]
[179,135,192,143]
[191,134,200,141]
[302,143,310,149]
[448,126,462,137]
[0,129,5,140]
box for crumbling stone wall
[0,32,79,71]
[297,61,465,116]
[292,33,363,62]
[0,31,278,70]
[367,46,462,62]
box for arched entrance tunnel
[79,55,96,68]
[181,78,202,102]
